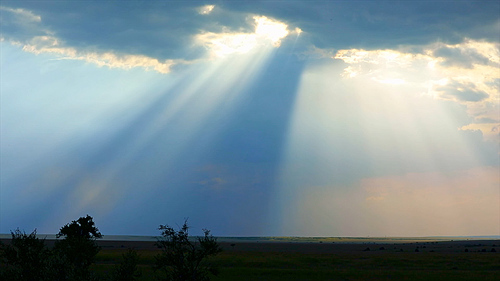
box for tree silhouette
[53,215,102,280]
[155,220,222,281]
[56,215,102,240]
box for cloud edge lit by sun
[331,39,500,142]
[195,15,291,58]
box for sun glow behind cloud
[254,16,289,46]
[196,16,289,57]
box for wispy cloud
[0,6,40,22]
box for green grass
[92,249,500,280]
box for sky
[1,0,499,237]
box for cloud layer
[1,3,295,72]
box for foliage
[112,248,142,281]
[57,215,103,240]
[154,220,222,281]
[0,229,52,281]
[53,215,103,280]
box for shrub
[155,220,222,281]
[0,229,51,281]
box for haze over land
[1,1,499,237]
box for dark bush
[0,229,51,281]
[155,220,222,281]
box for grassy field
[92,243,500,280]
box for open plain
[90,237,499,280]
[2,236,498,280]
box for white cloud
[460,123,499,142]
[434,79,489,102]
[198,4,215,15]
[21,36,181,73]
[332,39,500,141]
[0,6,41,22]
[431,39,500,68]
[333,40,499,102]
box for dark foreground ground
[2,238,499,280]
[97,239,499,280]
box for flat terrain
[94,237,500,254]
[2,237,499,280]
[91,238,499,280]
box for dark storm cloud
[2,1,498,62]
[1,1,254,60]
[221,0,500,50]
[28,3,179,58]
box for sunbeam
[1,1,498,238]
[273,58,498,236]
[1,23,286,233]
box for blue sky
[1,1,499,237]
